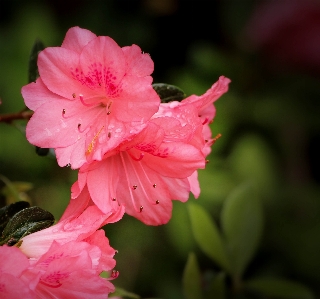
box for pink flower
[22,240,117,298]
[0,192,124,298]
[22,26,160,169]
[71,77,230,225]
[0,246,34,298]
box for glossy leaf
[221,182,263,278]
[245,277,314,299]
[152,83,186,103]
[0,201,30,234]
[182,252,203,299]
[28,39,45,83]
[188,203,230,272]
[0,206,54,246]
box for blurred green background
[1,0,320,298]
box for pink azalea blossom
[71,76,230,225]
[22,26,160,169]
[0,246,34,298]
[0,192,124,298]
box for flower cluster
[1,26,230,298]
[1,192,123,298]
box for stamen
[79,94,94,107]
[85,126,104,156]
[153,184,157,188]
[132,185,137,190]
[112,198,116,201]
[128,151,144,161]
[206,133,222,146]
[62,109,66,116]
[127,154,159,206]
[72,93,76,98]
[108,132,111,138]
[156,200,160,204]
[119,152,141,213]
[111,270,119,279]
[140,206,143,212]
[202,117,209,125]
[205,159,210,164]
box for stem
[0,110,33,123]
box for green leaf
[188,203,231,272]
[245,278,314,299]
[221,182,263,278]
[206,272,226,299]
[110,286,140,298]
[0,201,30,234]
[0,206,54,246]
[152,83,186,103]
[28,39,45,83]
[182,252,203,299]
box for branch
[0,110,33,123]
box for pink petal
[61,26,97,54]
[111,74,159,123]
[183,76,231,112]
[38,47,96,99]
[0,246,29,276]
[187,171,201,198]
[86,156,120,214]
[122,44,154,77]
[79,35,126,92]
[143,141,205,178]
[21,78,63,110]
[0,274,33,299]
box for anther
[111,270,119,278]
[153,184,157,188]
[78,123,81,129]
[112,197,116,201]
[108,132,111,138]
[156,200,160,204]
[62,109,66,115]
[132,185,137,190]
[107,111,111,115]
[72,93,76,98]
[140,206,143,212]
[205,159,210,164]
[202,117,209,125]
[205,139,208,143]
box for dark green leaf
[206,272,226,299]
[0,206,54,246]
[28,39,45,83]
[182,252,203,299]
[245,277,314,299]
[0,201,30,234]
[188,203,231,273]
[221,182,263,278]
[152,83,186,103]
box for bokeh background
[1,0,320,298]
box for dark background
[1,0,320,298]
